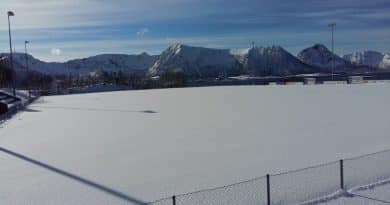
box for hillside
[65,53,158,75]
[148,44,319,77]
[298,44,353,72]
[148,44,242,77]
[239,46,318,76]
[0,53,158,76]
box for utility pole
[25,40,31,99]
[7,11,16,96]
[328,23,336,81]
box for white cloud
[136,28,150,36]
[50,48,62,56]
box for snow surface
[66,83,130,94]
[1,84,390,204]
[315,183,390,205]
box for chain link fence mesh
[2,148,390,204]
[148,197,173,205]
[344,149,390,190]
[148,149,390,205]
[270,161,340,205]
[175,176,267,205]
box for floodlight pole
[8,11,16,96]
[328,23,336,81]
[25,40,31,99]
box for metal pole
[328,23,336,81]
[25,41,31,100]
[331,26,334,81]
[8,13,16,96]
[267,174,270,205]
[340,160,344,190]
[172,195,176,205]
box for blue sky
[1,0,389,62]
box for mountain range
[297,44,354,71]
[342,51,390,69]
[1,43,389,78]
[0,52,158,76]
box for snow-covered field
[1,83,390,204]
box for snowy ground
[0,83,390,204]
[316,182,390,204]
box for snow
[313,182,390,204]
[351,182,390,203]
[228,75,258,80]
[0,84,390,204]
[295,73,324,77]
[229,48,251,56]
[240,46,317,75]
[66,83,130,94]
[148,44,241,77]
[149,44,318,77]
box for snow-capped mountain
[342,51,390,70]
[342,51,384,67]
[2,44,388,79]
[298,44,353,71]
[0,53,158,76]
[238,46,318,76]
[65,53,158,75]
[380,54,390,69]
[1,53,67,75]
[149,44,318,77]
[148,44,242,77]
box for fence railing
[149,149,390,205]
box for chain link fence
[149,149,390,205]
[175,176,267,205]
[270,161,340,205]
[344,149,390,190]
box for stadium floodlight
[8,11,16,96]
[328,23,336,81]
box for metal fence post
[267,174,271,205]
[340,160,344,189]
[172,195,176,205]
